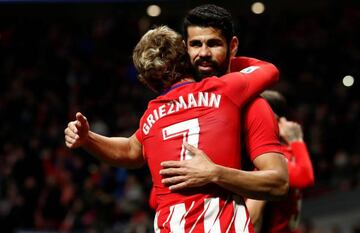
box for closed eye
[189,40,202,47]
[206,39,224,47]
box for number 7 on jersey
[162,118,200,161]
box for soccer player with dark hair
[156,3,289,204]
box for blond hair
[133,26,193,93]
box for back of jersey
[136,77,251,233]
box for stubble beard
[193,53,231,81]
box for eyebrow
[188,38,224,45]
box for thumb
[76,112,87,124]
[279,117,287,125]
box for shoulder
[244,97,273,115]
[247,96,269,106]
[243,97,278,130]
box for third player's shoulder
[243,97,275,118]
[245,96,271,109]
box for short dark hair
[183,4,235,44]
[261,90,287,117]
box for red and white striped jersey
[136,58,280,232]
[154,194,253,233]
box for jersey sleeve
[221,58,279,107]
[230,56,263,72]
[287,141,315,189]
[243,97,283,161]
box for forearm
[230,56,261,72]
[212,164,288,200]
[83,131,145,168]
[288,141,315,188]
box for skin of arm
[64,112,145,168]
[160,143,288,201]
[212,151,288,200]
[245,199,266,229]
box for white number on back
[162,118,200,161]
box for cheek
[187,50,197,63]
[212,50,227,63]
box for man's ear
[230,36,239,57]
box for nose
[199,44,211,57]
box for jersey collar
[160,81,194,95]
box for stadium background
[0,0,359,232]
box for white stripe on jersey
[154,211,160,233]
[204,198,221,233]
[234,201,249,233]
[170,203,186,233]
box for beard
[193,55,230,81]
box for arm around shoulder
[212,152,288,201]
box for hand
[64,112,90,148]
[159,142,217,191]
[278,117,303,143]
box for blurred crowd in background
[0,1,359,232]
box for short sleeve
[243,97,282,161]
[135,128,143,144]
